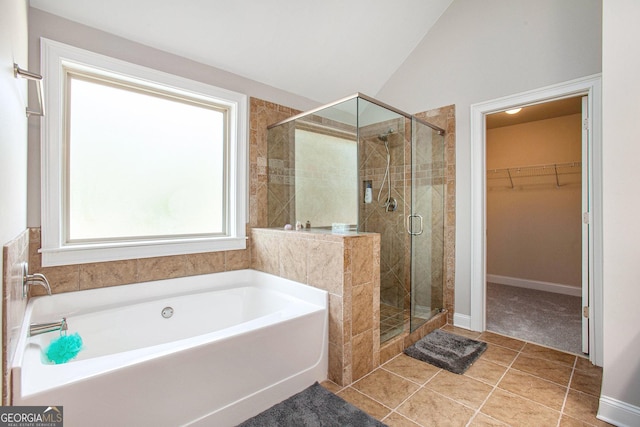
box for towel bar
[14,63,45,117]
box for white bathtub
[11,269,328,426]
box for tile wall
[358,119,410,315]
[376,105,456,359]
[266,115,358,228]
[251,228,380,386]
[2,229,29,404]
[415,105,456,323]
[27,228,250,295]
[410,119,446,317]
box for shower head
[377,129,395,143]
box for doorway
[468,75,603,366]
[484,97,584,355]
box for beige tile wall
[358,119,410,312]
[415,105,456,323]
[251,227,380,386]
[2,229,29,404]
[251,99,301,229]
[27,228,250,295]
[377,105,456,360]
[266,115,357,229]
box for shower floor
[380,303,437,343]
[380,303,409,343]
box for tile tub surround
[323,326,608,427]
[251,228,380,386]
[2,229,29,404]
[27,227,251,295]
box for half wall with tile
[251,228,380,386]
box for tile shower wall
[359,119,410,314]
[267,117,357,229]
[26,98,295,295]
[2,229,29,404]
[377,105,456,360]
[411,120,446,316]
[267,120,296,227]
[250,99,301,229]
[251,228,380,386]
[414,105,456,323]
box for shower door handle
[406,214,424,236]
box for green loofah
[45,332,83,364]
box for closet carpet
[486,282,583,355]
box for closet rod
[487,161,581,189]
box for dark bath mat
[236,382,387,427]
[404,329,487,374]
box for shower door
[409,118,445,332]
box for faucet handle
[22,262,52,297]
[21,262,29,298]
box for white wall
[376,0,602,318]
[599,0,640,423]
[0,0,29,241]
[0,1,28,241]
[27,8,320,227]
[0,0,29,404]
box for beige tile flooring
[322,325,610,427]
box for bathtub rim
[19,269,326,325]
[11,269,328,399]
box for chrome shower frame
[268,93,445,135]
[267,93,446,343]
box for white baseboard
[453,313,471,330]
[598,395,640,427]
[487,274,582,297]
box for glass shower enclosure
[266,94,445,343]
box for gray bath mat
[237,382,387,427]
[404,329,487,374]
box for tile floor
[322,325,610,427]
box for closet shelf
[487,161,581,188]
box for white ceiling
[486,96,584,129]
[29,0,453,104]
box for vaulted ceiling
[29,0,454,103]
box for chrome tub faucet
[29,317,67,337]
[22,262,52,297]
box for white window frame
[40,38,247,267]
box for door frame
[469,74,603,366]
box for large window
[41,39,247,266]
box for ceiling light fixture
[505,108,522,115]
